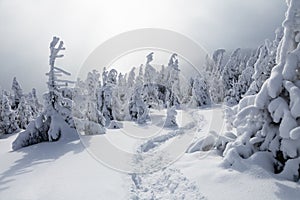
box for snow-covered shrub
[12,114,50,149]
[187,131,236,153]
[224,0,300,181]
[107,120,123,129]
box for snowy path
[128,109,207,200]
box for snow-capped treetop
[12,77,23,98]
[144,53,157,84]
[135,65,144,88]
[107,69,118,85]
[168,53,179,71]
[48,38,72,88]
[85,70,101,98]
[118,73,126,88]
[212,49,226,72]
[127,67,136,88]
[102,67,108,86]
[146,52,154,64]
[11,77,23,109]
[49,36,65,66]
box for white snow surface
[1,108,300,200]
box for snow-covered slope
[0,132,128,200]
[1,108,300,200]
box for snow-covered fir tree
[115,72,128,120]
[123,67,137,120]
[127,67,136,89]
[0,95,19,135]
[224,0,300,181]
[167,54,181,107]
[222,50,241,105]
[206,49,226,104]
[13,36,75,150]
[72,70,106,135]
[11,77,23,110]
[73,78,88,120]
[16,96,33,129]
[164,102,178,128]
[188,75,211,108]
[85,70,101,99]
[75,100,106,135]
[225,53,255,106]
[246,28,284,96]
[128,85,149,124]
[224,29,284,129]
[98,69,123,125]
[27,88,43,118]
[222,49,241,91]
[143,53,161,109]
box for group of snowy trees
[0,78,42,136]
[223,0,300,181]
[72,52,211,133]
[10,39,213,149]
[204,25,284,107]
[194,0,300,182]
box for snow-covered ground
[0,132,128,200]
[1,108,300,200]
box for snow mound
[107,120,123,129]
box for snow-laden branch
[53,67,72,76]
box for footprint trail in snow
[130,168,205,200]
[129,110,206,200]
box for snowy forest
[1,0,300,199]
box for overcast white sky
[0,0,286,96]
